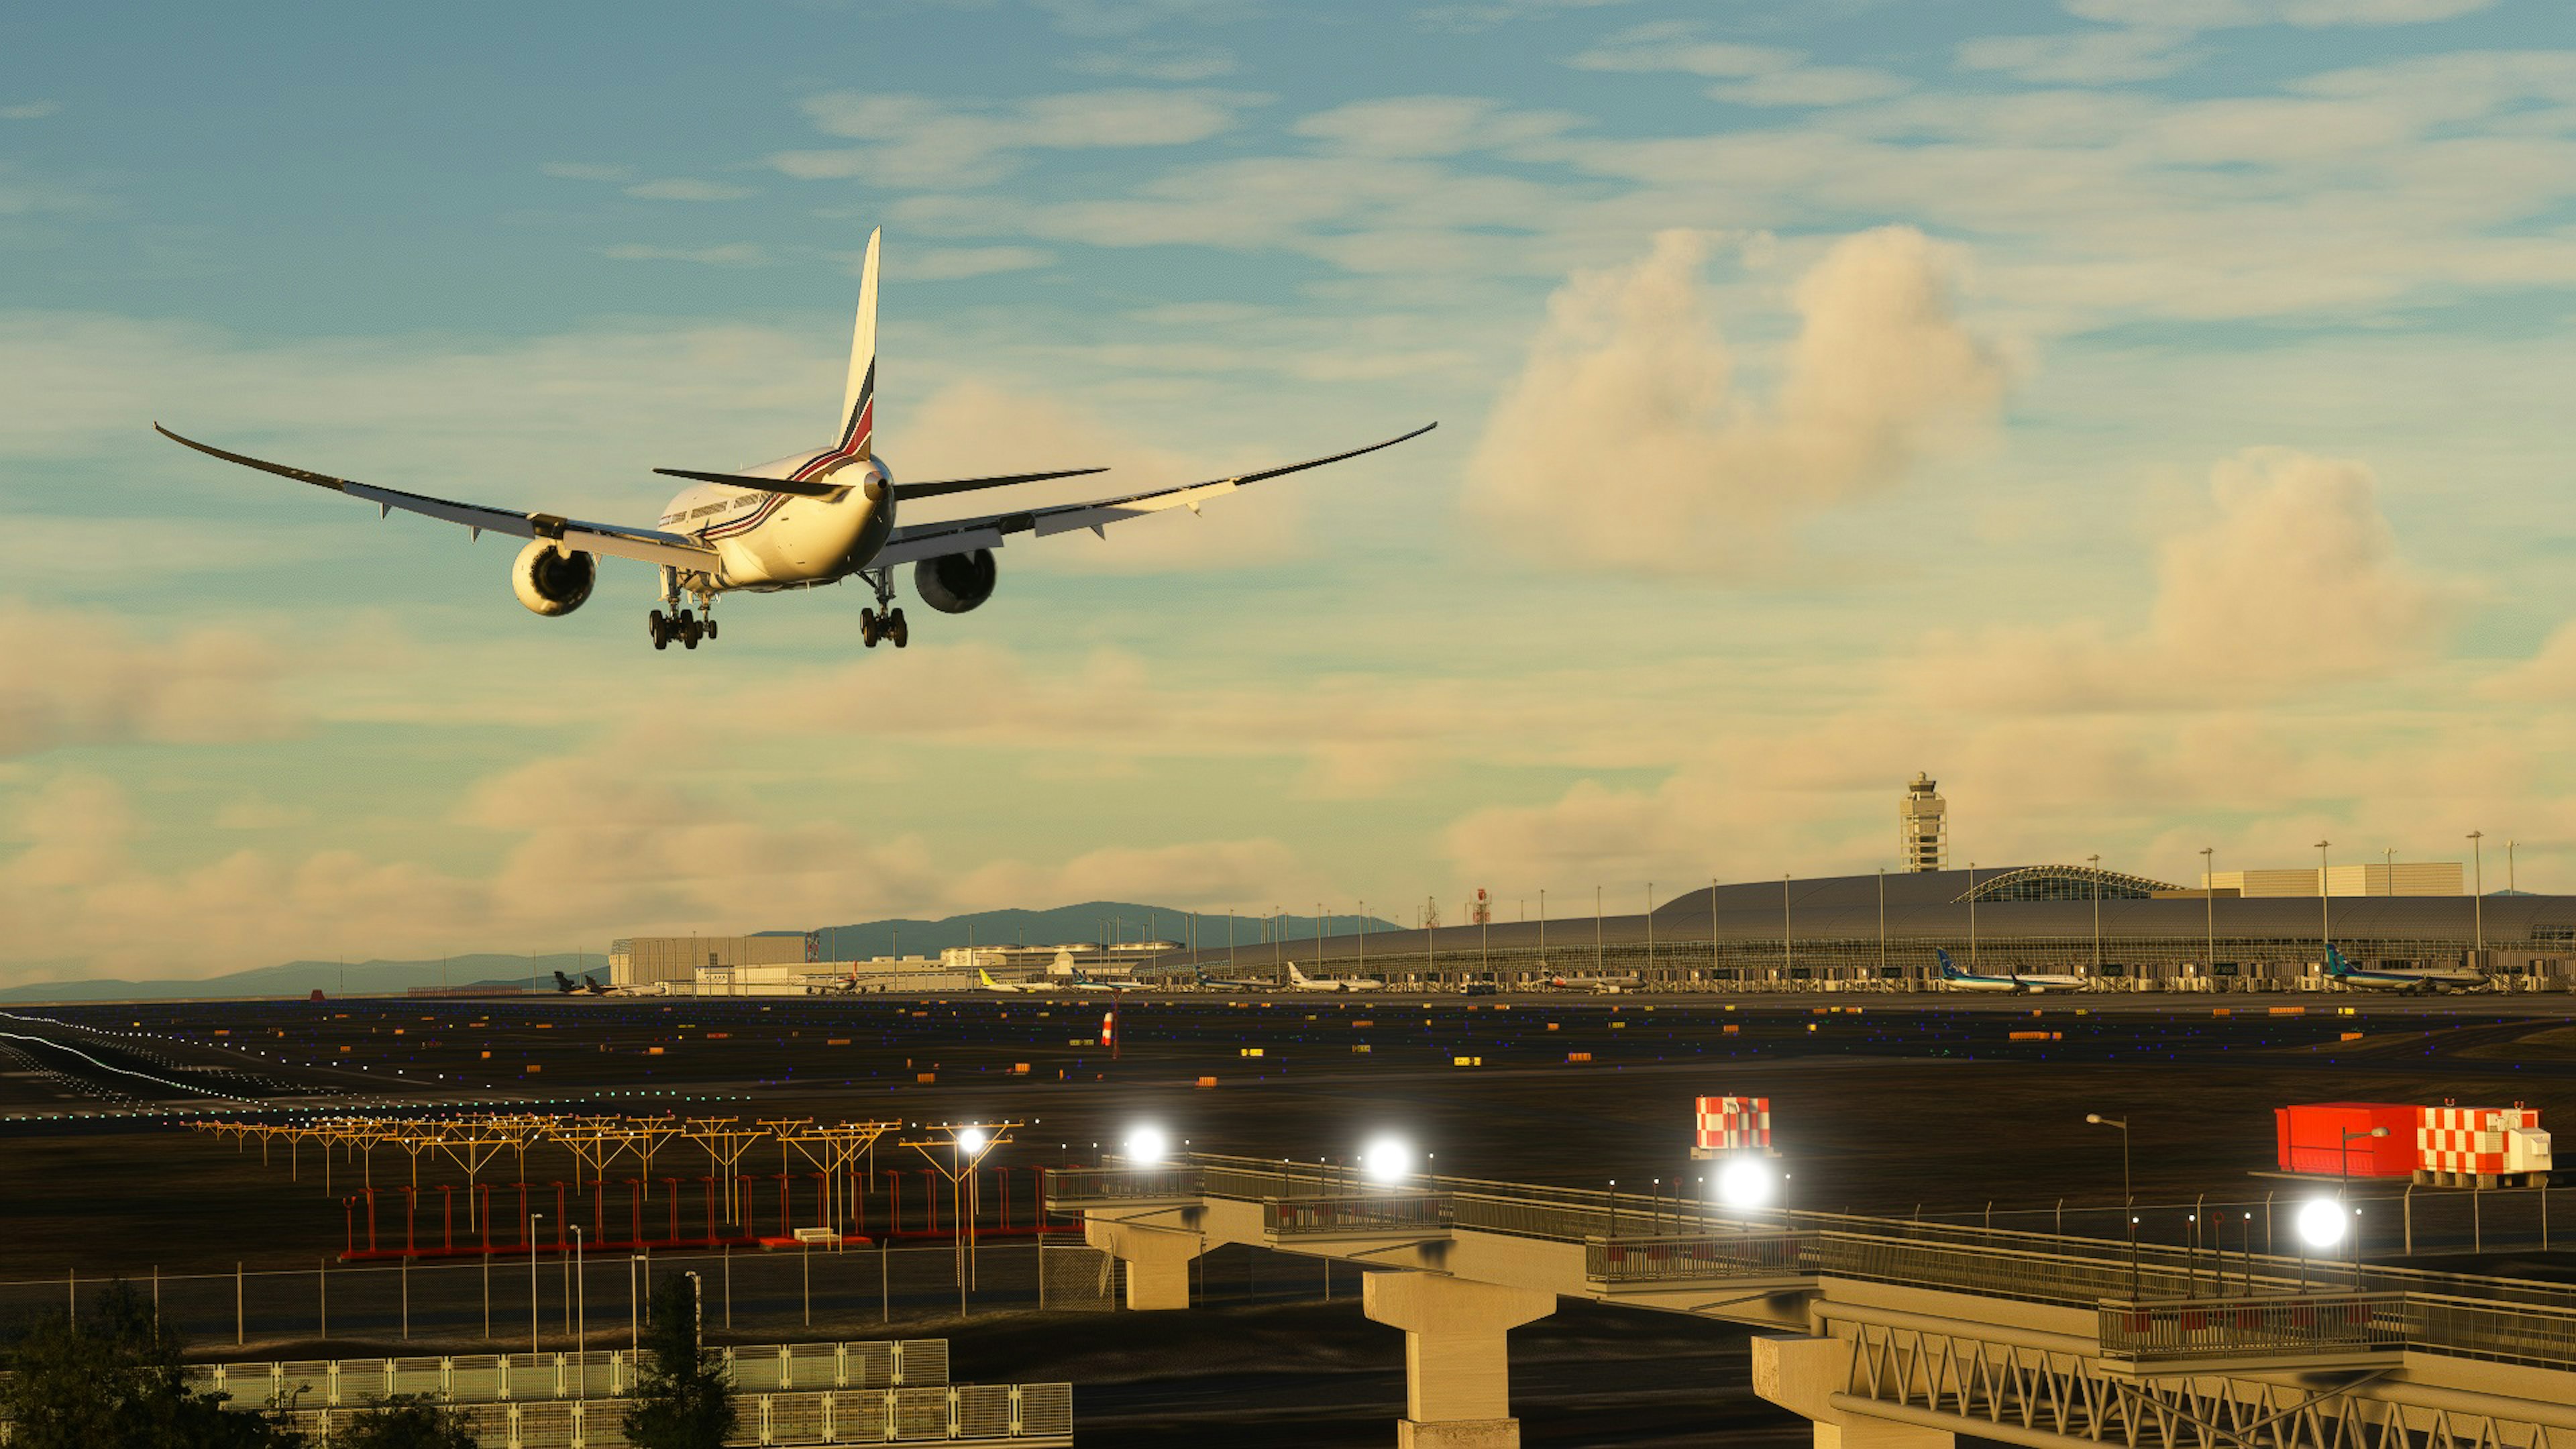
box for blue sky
[4,0,2574,981]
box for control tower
[1900,772,1947,873]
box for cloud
[954,838,1327,914]
[541,162,634,182]
[776,89,1259,189]
[601,242,772,266]
[1570,25,1801,77]
[623,178,756,202]
[1463,227,2009,574]
[0,600,296,760]
[0,101,58,121]
[901,245,1055,280]
[1955,28,2202,84]
[1063,44,1238,81]
[2064,0,2495,26]
[1911,448,2460,710]
[1711,68,1911,108]
[2480,621,2576,701]
[1291,97,1584,157]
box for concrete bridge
[1048,1154,2576,1449]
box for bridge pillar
[1082,1219,1203,1310]
[1362,1271,1555,1448]
[1752,1335,1952,1449]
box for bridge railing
[1263,1195,1456,1238]
[2098,1294,2404,1363]
[1040,1167,1207,1208]
[2406,1293,2576,1369]
[1588,1233,1819,1285]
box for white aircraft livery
[156,229,1434,652]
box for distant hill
[0,952,607,1004]
[813,902,1401,961]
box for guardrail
[1263,1195,1456,1238]
[2098,1294,2404,1363]
[182,1340,947,1405]
[1038,1167,1207,1208]
[256,1383,1074,1446]
[1588,1233,1819,1285]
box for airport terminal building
[1165,865,2576,991]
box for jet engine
[913,549,998,614]
[511,539,597,616]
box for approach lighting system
[2296,1197,2349,1249]
[1716,1155,1776,1210]
[1126,1124,1170,1167]
[1361,1136,1411,1185]
[959,1127,989,1156]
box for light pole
[2384,847,2394,896]
[529,1212,544,1358]
[2317,840,2332,954]
[1538,888,1547,971]
[1782,873,1792,978]
[2087,853,2102,974]
[1967,863,1977,967]
[1645,882,1654,978]
[2341,1126,2388,1289]
[2200,847,2215,988]
[2509,839,2518,894]
[1876,868,1888,985]
[571,1225,586,1374]
[1595,884,1603,975]
[2086,1115,2137,1297]
[2469,831,2485,967]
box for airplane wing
[154,425,720,572]
[871,423,1435,570]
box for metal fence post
[318,1258,327,1343]
[236,1263,244,1347]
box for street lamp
[1124,1124,1169,1167]
[2341,1126,2387,1287]
[2317,840,2332,954]
[2087,853,2102,975]
[1716,1156,1774,1212]
[2469,831,2485,966]
[2086,1114,2138,1297]
[2199,847,2215,989]
[1360,1136,1411,1185]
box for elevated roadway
[1051,1154,2576,1449]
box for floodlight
[1360,1136,1411,1184]
[1716,1157,1774,1210]
[2296,1197,2347,1248]
[959,1127,989,1155]
[1127,1124,1169,1166]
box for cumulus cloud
[901,245,1054,280]
[1063,44,1238,82]
[773,89,1259,189]
[2064,0,2493,26]
[1912,448,2459,710]
[623,178,755,202]
[0,600,294,759]
[0,101,59,120]
[1955,29,2202,84]
[1463,227,2008,574]
[1291,97,1583,157]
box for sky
[4,0,2575,984]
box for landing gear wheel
[888,607,909,649]
[683,619,704,649]
[649,609,669,650]
[704,619,718,641]
[860,608,881,648]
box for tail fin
[1287,962,1310,985]
[553,971,574,993]
[837,229,879,466]
[2323,947,2352,976]
[1934,949,1957,977]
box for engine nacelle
[512,539,596,616]
[914,549,998,614]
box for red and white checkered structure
[1696,1096,1770,1154]
[2418,1104,2551,1176]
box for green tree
[336,1395,476,1449]
[623,1274,734,1449]
[0,1280,304,1448]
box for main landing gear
[649,608,718,651]
[859,568,908,649]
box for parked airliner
[1287,963,1383,993]
[156,229,1433,651]
[1936,950,2088,994]
[2323,946,2493,994]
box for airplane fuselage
[656,451,895,594]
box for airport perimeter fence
[0,1234,1340,1356]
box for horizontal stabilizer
[650,468,846,498]
[893,467,1108,500]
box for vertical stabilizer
[836,228,881,466]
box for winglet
[841,228,880,465]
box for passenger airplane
[1935,950,2088,994]
[155,229,1434,651]
[2323,946,2493,994]
[1286,962,1383,993]
[976,969,1059,995]
[1196,966,1275,992]
[1541,972,1640,994]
